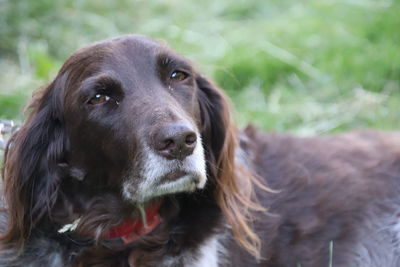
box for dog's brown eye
[170,71,188,82]
[89,94,110,105]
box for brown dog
[1,35,399,267]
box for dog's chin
[123,170,207,204]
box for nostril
[162,139,175,150]
[185,133,197,146]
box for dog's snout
[152,122,197,160]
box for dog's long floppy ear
[196,74,265,259]
[196,75,232,163]
[1,74,68,248]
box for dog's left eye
[88,94,110,105]
[170,71,188,82]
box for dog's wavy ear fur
[1,75,68,249]
[196,75,266,259]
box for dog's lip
[122,168,205,204]
[157,170,189,185]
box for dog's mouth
[156,169,204,189]
[144,170,205,200]
[122,141,207,203]
[157,170,189,185]
[123,169,207,204]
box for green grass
[1,0,399,135]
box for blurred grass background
[0,0,399,136]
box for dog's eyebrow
[160,56,174,66]
[80,73,121,91]
[158,53,193,71]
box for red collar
[104,202,162,244]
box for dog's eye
[89,94,110,105]
[170,71,188,82]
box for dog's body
[226,129,400,267]
[1,35,400,267]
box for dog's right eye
[88,94,110,105]
[170,70,188,82]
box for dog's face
[62,36,206,204]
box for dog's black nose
[152,122,197,160]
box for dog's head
[62,36,211,204]
[2,35,262,259]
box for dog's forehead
[82,36,151,69]
[98,35,189,74]
[105,35,176,63]
[65,35,189,79]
